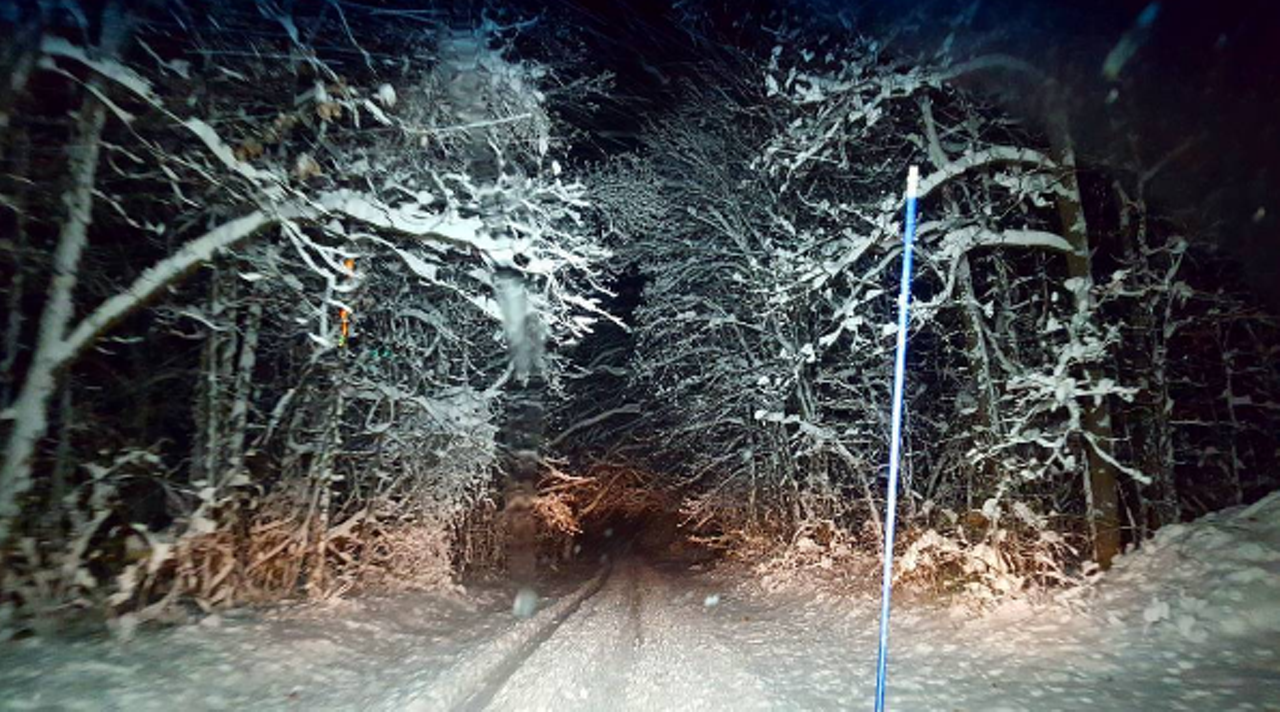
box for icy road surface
[3,493,1280,711]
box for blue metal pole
[874,165,920,712]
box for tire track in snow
[482,560,645,711]
[463,560,777,711]
[621,563,778,711]
[396,565,610,712]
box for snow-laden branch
[41,36,160,104]
[60,209,283,366]
[41,35,283,193]
[1084,432,1152,485]
[182,119,278,185]
[47,187,533,365]
[547,405,643,449]
[933,54,1047,84]
[317,190,487,253]
[908,226,1081,328]
[918,147,1058,199]
[934,225,1078,257]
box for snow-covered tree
[580,14,1183,580]
[1,2,610,612]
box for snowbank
[1076,490,1280,643]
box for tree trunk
[1,127,31,410]
[1118,189,1180,531]
[306,388,342,598]
[438,28,545,581]
[1045,107,1122,568]
[193,270,229,486]
[0,5,42,136]
[957,254,1005,482]
[919,98,1004,499]
[224,299,263,490]
[1218,327,1245,505]
[0,5,127,541]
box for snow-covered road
[4,493,1280,711]
[483,560,777,712]
[481,550,1280,712]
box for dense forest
[1,0,1277,632]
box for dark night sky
[548,0,1280,305]
[893,0,1280,302]
[944,0,1280,304]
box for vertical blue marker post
[873,165,920,712]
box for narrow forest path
[3,495,1280,711]
[481,560,777,711]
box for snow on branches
[0,4,612,617]
[584,27,1236,586]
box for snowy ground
[3,492,1279,711]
